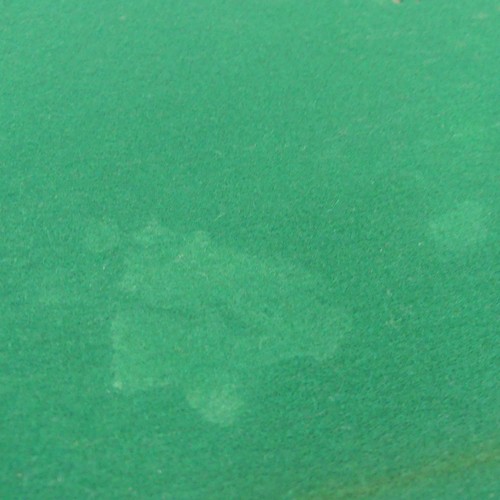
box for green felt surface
[1,0,499,498]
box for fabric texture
[1,0,498,498]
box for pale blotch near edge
[428,201,489,253]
